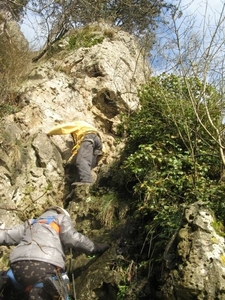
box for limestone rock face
[161,202,225,300]
[0,23,149,226]
[0,24,150,298]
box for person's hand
[94,243,110,254]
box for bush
[114,74,224,264]
[0,27,31,108]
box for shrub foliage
[116,74,225,262]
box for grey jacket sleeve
[59,215,96,254]
[0,223,27,246]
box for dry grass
[0,31,32,107]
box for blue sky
[181,0,223,15]
[20,10,46,50]
[20,0,224,51]
[150,0,225,74]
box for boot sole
[43,277,60,299]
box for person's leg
[71,133,103,203]
[66,135,94,203]
[29,287,52,300]
[91,135,103,169]
[1,283,24,300]
[75,139,94,183]
[10,261,56,300]
[42,273,70,300]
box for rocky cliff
[162,202,225,300]
[1,23,149,218]
[0,23,150,299]
[1,22,225,300]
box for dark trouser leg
[73,142,92,201]
[10,261,56,300]
[75,140,93,183]
[91,134,103,169]
[68,133,102,204]
[75,133,103,183]
[29,287,52,300]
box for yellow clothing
[47,121,105,162]
[47,120,98,139]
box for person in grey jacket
[0,206,109,300]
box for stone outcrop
[161,201,225,300]
[0,23,149,226]
[2,22,225,300]
[0,24,149,298]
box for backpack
[31,216,60,233]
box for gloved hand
[93,243,110,254]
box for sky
[181,0,224,15]
[148,0,225,74]
[20,0,225,50]
[180,0,224,33]
[20,11,45,50]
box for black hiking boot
[64,190,75,206]
[43,276,69,300]
[72,183,91,202]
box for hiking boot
[43,275,69,300]
[64,190,75,205]
[73,184,91,202]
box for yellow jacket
[47,121,105,162]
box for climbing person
[0,206,110,300]
[47,121,105,202]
